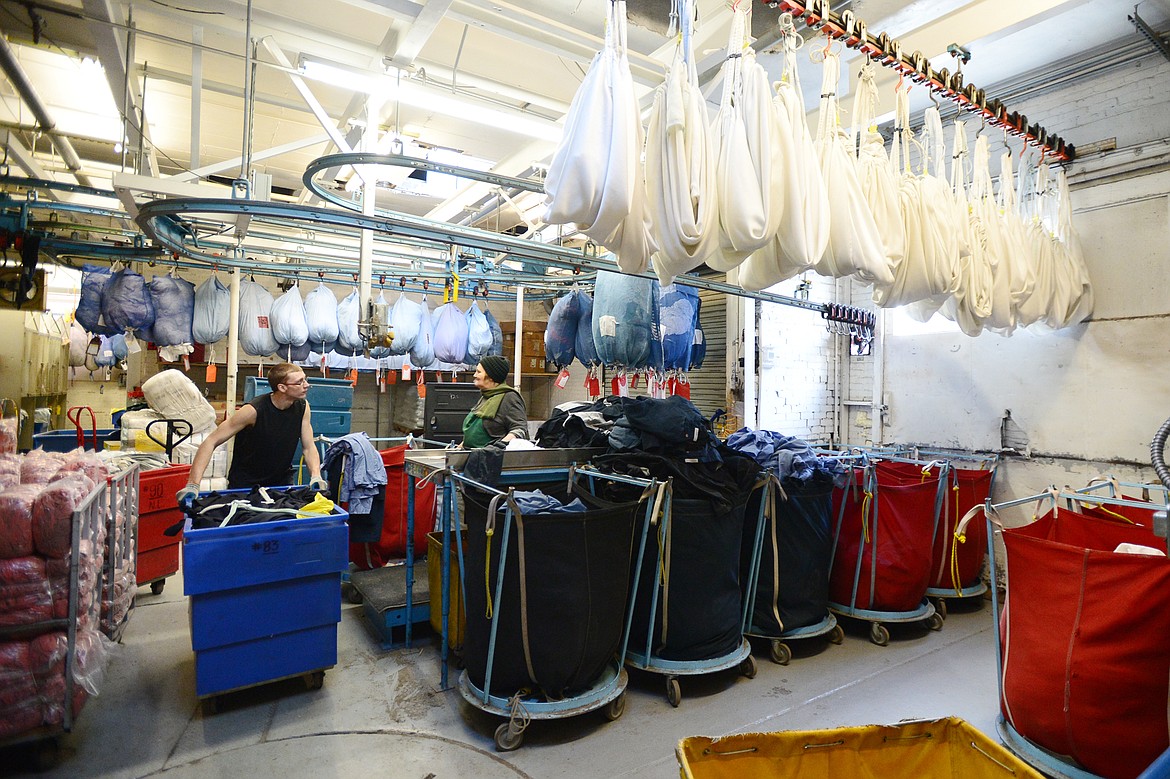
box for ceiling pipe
[0,36,95,188]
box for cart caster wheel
[869,622,890,646]
[494,722,523,752]
[603,692,626,722]
[769,640,792,666]
[934,598,948,620]
[201,697,218,717]
[666,677,682,708]
[740,654,757,679]
[829,624,845,645]
[342,583,362,605]
[150,579,166,595]
[304,670,325,690]
[926,613,944,632]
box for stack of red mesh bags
[0,449,110,739]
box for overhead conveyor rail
[763,0,1075,162]
[135,189,832,314]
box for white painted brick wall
[756,274,839,442]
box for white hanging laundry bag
[336,288,364,352]
[1054,169,1094,327]
[646,0,719,284]
[705,2,783,274]
[737,14,829,291]
[270,283,310,347]
[388,292,423,355]
[543,0,655,274]
[852,63,903,302]
[305,281,341,352]
[812,49,892,285]
[192,274,230,345]
[238,279,279,357]
[969,135,1016,334]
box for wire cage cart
[742,474,843,666]
[912,450,999,617]
[609,466,762,708]
[452,466,657,751]
[970,487,1170,779]
[827,458,944,645]
[100,464,138,641]
[0,476,113,768]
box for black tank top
[227,394,306,488]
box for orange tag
[555,368,570,389]
[401,365,411,381]
[346,368,358,386]
[205,364,218,383]
[182,355,190,372]
[417,383,427,399]
[386,370,397,385]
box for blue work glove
[308,476,329,496]
[176,483,199,506]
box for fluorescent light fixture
[298,56,562,143]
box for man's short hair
[268,363,304,391]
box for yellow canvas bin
[427,531,465,649]
[677,717,1044,779]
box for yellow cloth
[297,493,336,518]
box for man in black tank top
[177,363,327,501]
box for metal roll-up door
[686,288,728,419]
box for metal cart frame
[450,466,660,750]
[741,474,843,666]
[980,488,1170,778]
[827,459,944,645]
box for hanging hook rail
[763,0,1074,161]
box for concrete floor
[2,572,1004,779]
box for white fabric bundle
[465,302,494,363]
[305,282,340,349]
[918,108,963,292]
[939,131,994,336]
[192,275,230,345]
[1054,169,1094,327]
[388,292,423,355]
[238,279,278,357]
[1012,158,1049,328]
[705,4,783,274]
[852,63,903,296]
[813,51,892,285]
[543,0,654,274]
[409,297,435,368]
[736,16,829,291]
[646,0,719,284]
[270,284,309,346]
[336,289,363,352]
[970,135,1016,334]
[141,368,217,434]
[68,323,89,367]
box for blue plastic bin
[182,498,348,700]
[33,428,118,452]
[244,375,354,410]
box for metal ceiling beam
[81,0,159,177]
[0,36,94,189]
[1,131,63,201]
[258,38,357,158]
[174,133,332,182]
[111,171,231,218]
[389,0,455,67]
